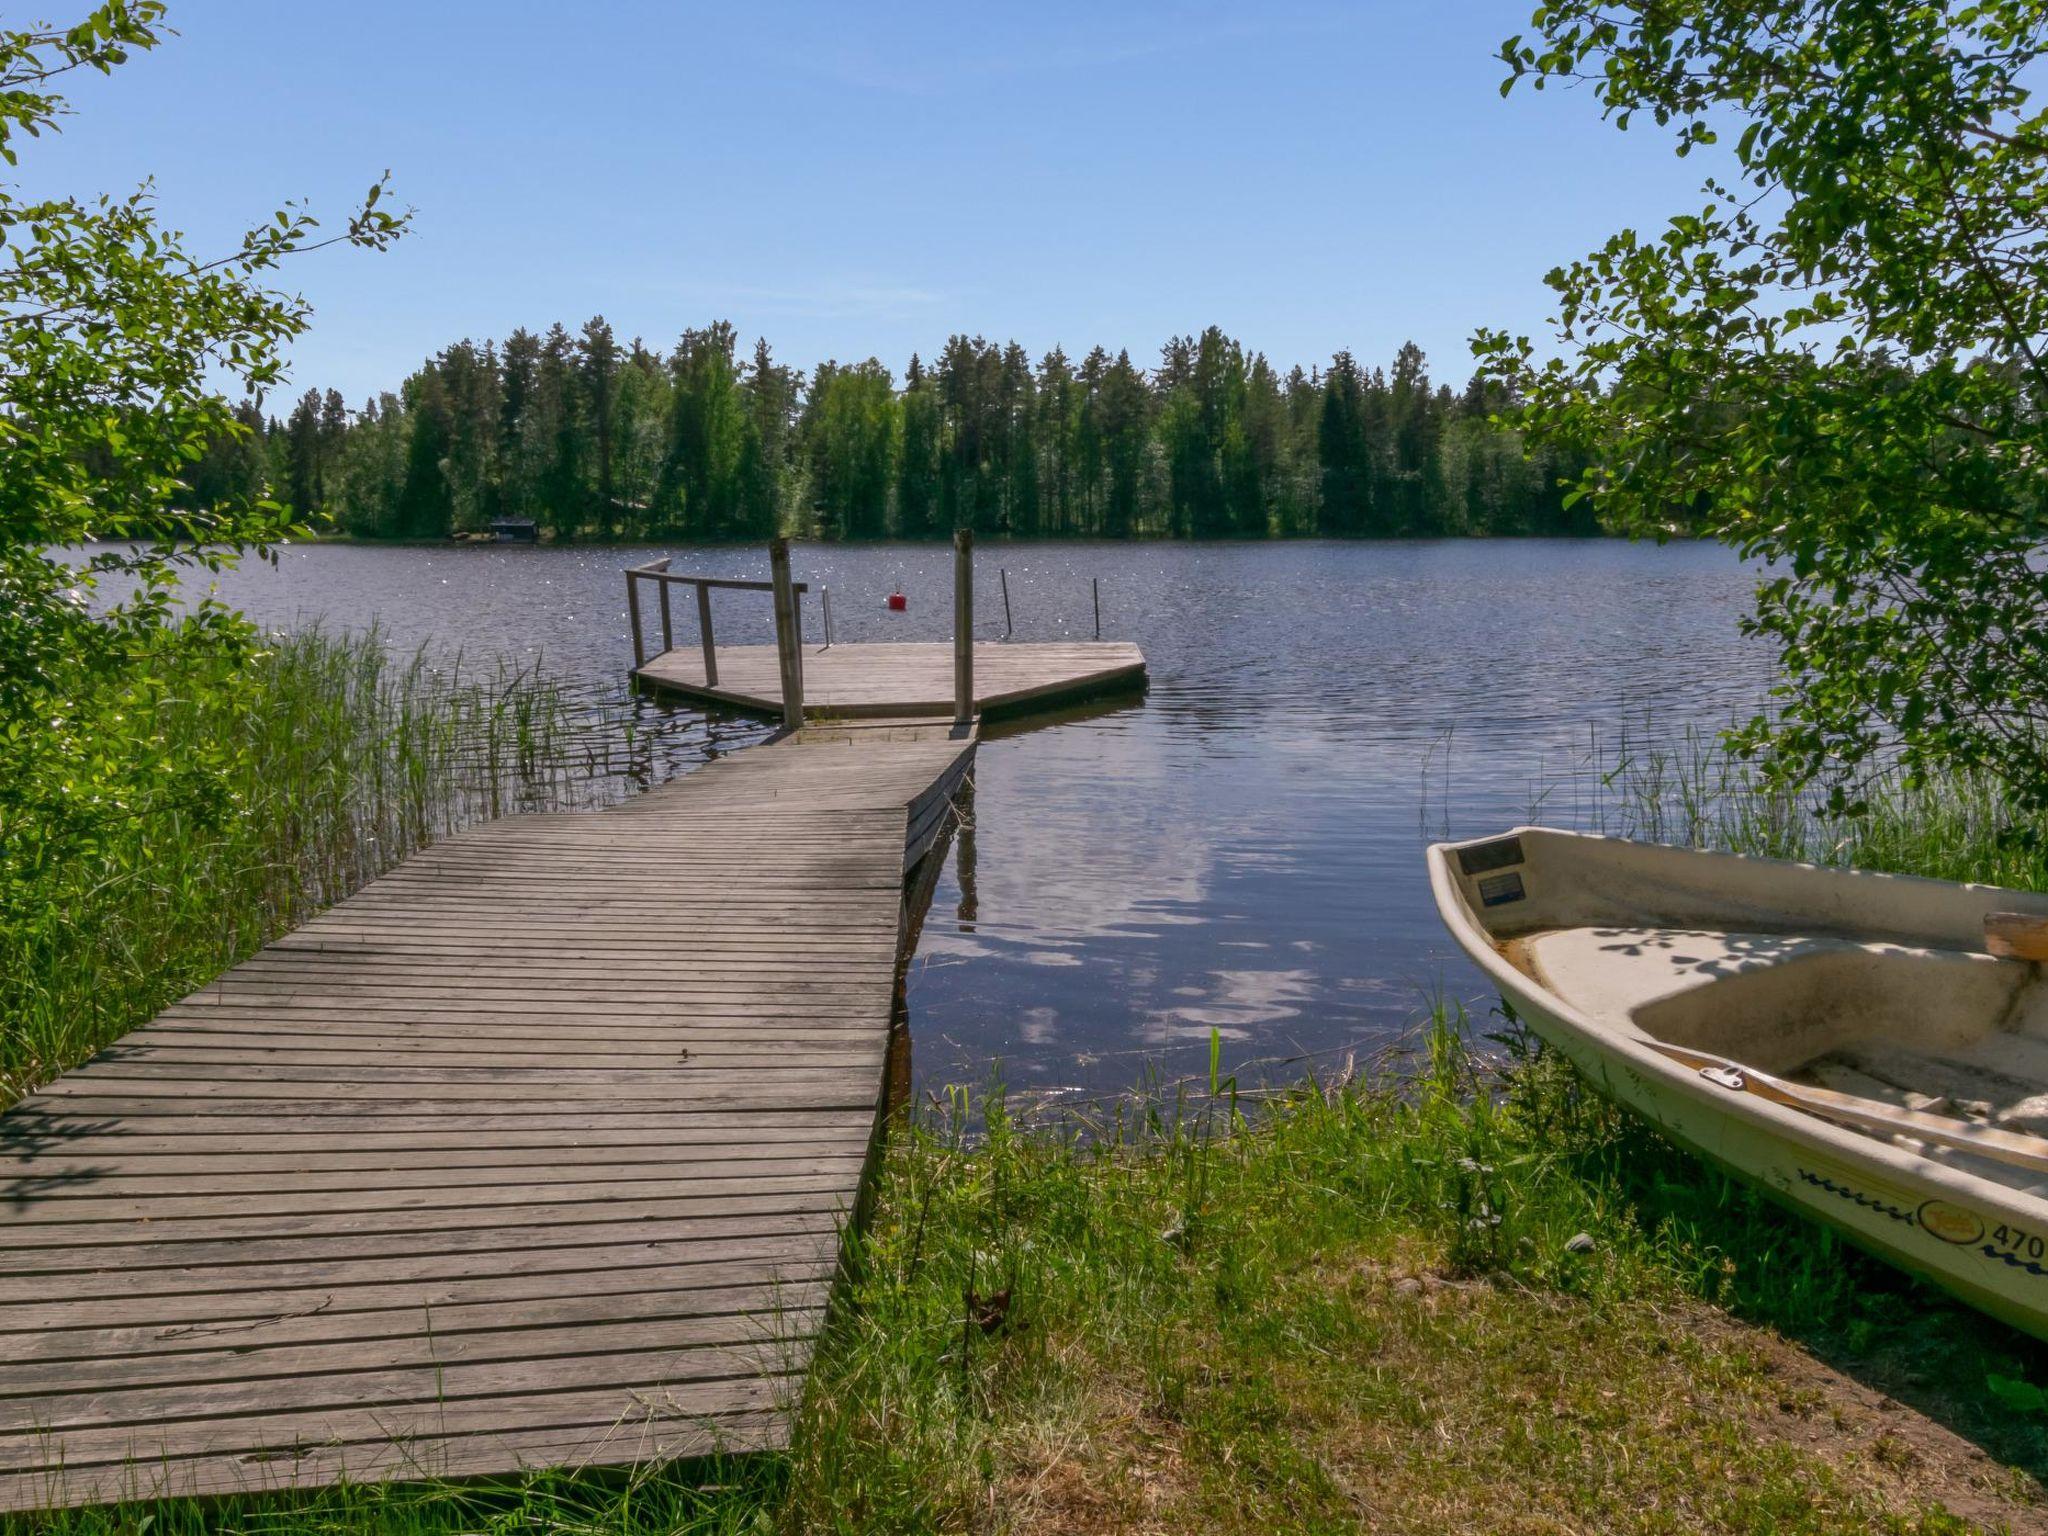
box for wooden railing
[628,533,981,729]
[626,545,811,726]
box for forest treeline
[188,322,1601,541]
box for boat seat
[1516,925,2026,1074]
[1514,926,1861,1024]
[1803,1039,2048,1135]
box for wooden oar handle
[1985,911,2048,961]
[1648,1041,2048,1176]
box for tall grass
[0,629,584,1106]
[1557,720,2048,891]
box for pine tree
[1097,350,1149,538]
[1318,352,1371,535]
[661,322,750,538]
[1034,348,1078,537]
[610,339,669,529]
[997,341,1037,536]
[529,325,584,538]
[897,354,942,539]
[738,337,798,539]
[397,370,454,539]
[498,328,541,521]
[580,317,620,534]
[802,359,898,539]
[283,389,324,516]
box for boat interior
[1440,828,2048,1191]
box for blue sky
[21,1,1711,402]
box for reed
[0,628,584,1107]
[1511,718,2048,897]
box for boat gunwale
[1424,825,2048,1230]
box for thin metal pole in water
[1092,577,1101,640]
[822,586,833,650]
[626,569,645,669]
[953,528,974,726]
[999,567,1013,640]
[695,581,718,687]
[769,538,804,729]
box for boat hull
[1507,978,2048,1339]
[1429,827,2048,1341]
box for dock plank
[0,720,975,1511]
[634,638,1144,717]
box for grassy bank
[0,630,579,1108]
[20,1021,2048,1535]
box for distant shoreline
[288,528,1668,549]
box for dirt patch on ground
[1699,1308,2048,1535]
[993,1271,2048,1535]
[1000,1385,1190,1536]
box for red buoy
[886,591,908,612]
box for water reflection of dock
[0,535,1140,1510]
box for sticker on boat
[1477,871,1525,907]
[1457,836,1524,876]
[1917,1199,1986,1246]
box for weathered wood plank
[0,722,977,1511]
[0,1222,846,1303]
[0,1244,838,1336]
[634,639,1145,718]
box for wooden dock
[0,720,974,1510]
[635,640,1146,719]
[624,535,1146,722]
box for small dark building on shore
[488,518,539,544]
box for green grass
[0,629,580,1107]
[11,692,2048,1532]
[16,1020,2048,1534]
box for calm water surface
[191,540,1773,1099]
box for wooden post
[999,567,1013,640]
[1092,576,1101,640]
[769,538,804,728]
[626,569,645,669]
[658,574,674,656]
[953,528,974,725]
[695,581,718,687]
[822,586,833,649]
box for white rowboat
[1428,827,2048,1339]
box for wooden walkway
[635,640,1146,719]
[0,721,974,1511]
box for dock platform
[634,640,1146,719]
[0,721,974,1510]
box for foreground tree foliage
[1479,1,2048,814]
[0,3,404,900]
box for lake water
[189,539,1775,1101]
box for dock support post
[999,567,1013,640]
[1093,577,1101,640]
[769,537,804,728]
[659,575,674,656]
[696,582,718,687]
[627,569,645,669]
[954,528,974,725]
